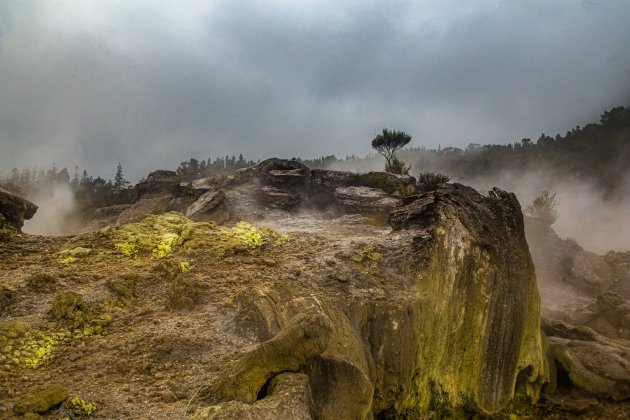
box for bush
[417,172,451,192]
[526,190,558,226]
[385,157,411,175]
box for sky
[1,0,629,181]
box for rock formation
[0,186,37,234]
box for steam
[320,154,630,254]
[22,183,80,236]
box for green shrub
[417,172,451,192]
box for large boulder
[0,186,38,232]
[117,195,174,225]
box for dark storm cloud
[1,0,629,180]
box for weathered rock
[185,190,226,221]
[564,250,614,294]
[605,251,630,298]
[580,292,630,339]
[136,170,180,198]
[117,195,173,225]
[192,373,314,420]
[199,312,333,404]
[257,186,300,210]
[13,383,68,415]
[310,169,363,190]
[82,204,132,232]
[0,186,38,232]
[334,186,399,213]
[544,319,630,400]
[304,355,373,420]
[387,184,546,414]
[255,158,310,175]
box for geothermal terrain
[1,159,629,419]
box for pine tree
[113,162,129,195]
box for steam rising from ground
[22,184,80,236]
[322,156,630,254]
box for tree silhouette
[371,128,412,173]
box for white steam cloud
[22,184,80,236]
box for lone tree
[526,190,558,226]
[371,128,412,174]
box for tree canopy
[371,128,412,173]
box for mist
[319,154,630,254]
[22,183,80,236]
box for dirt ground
[1,213,628,419]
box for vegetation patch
[66,396,97,416]
[106,273,139,305]
[353,244,382,270]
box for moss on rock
[50,291,92,328]
[13,382,68,414]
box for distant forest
[1,105,628,214]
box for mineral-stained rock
[0,186,38,232]
[13,383,68,415]
[310,169,363,190]
[199,312,333,404]
[196,183,546,417]
[185,190,226,221]
[192,373,314,420]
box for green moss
[50,291,92,328]
[353,244,382,270]
[66,396,97,416]
[12,382,68,415]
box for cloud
[1,0,629,181]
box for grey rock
[186,190,226,221]
[334,186,399,213]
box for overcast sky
[1,0,629,181]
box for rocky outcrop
[136,170,180,199]
[543,319,630,401]
[117,195,175,226]
[334,186,399,213]
[194,183,546,417]
[0,186,38,233]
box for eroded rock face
[0,186,38,232]
[195,183,546,417]
[82,204,132,232]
